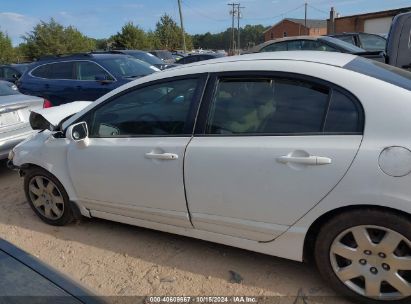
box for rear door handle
[145,152,178,160]
[277,155,332,165]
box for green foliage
[0,31,15,64]
[154,14,182,50]
[21,18,95,60]
[3,15,268,63]
[112,22,150,50]
[192,24,268,50]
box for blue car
[17,53,159,106]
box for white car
[9,52,411,303]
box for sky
[1,0,410,45]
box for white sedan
[9,52,411,303]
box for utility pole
[177,0,187,52]
[304,1,308,35]
[228,3,236,55]
[237,4,245,55]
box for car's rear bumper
[0,129,36,159]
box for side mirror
[12,74,19,80]
[66,122,89,146]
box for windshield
[344,57,411,91]
[12,64,29,74]
[129,52,164,65]
[321,36,366,53]
[0,82,20,96]
[99,57,159,78]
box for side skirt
[89,210,306,262]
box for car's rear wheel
[315,209,411,304]
[24,167,74,226]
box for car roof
[129,51,357,84]
[35,52,127,63]
[113,49,146,54]
[197,51,354,67]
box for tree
[112,22,150,50]
[21,18,95,60]
[154,14,183,50]
[192,24,268,50]
[0,31,15,64]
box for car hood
[29,101,92,131]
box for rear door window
[204,75,363,135]
[48,62,75,79]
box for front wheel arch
[21,164,83,221]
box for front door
[185,74,364,241]
[74,61,116,101]
[67,76,206,227]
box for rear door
[29,62,76,105]
[185,73,364,241]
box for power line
[182,0,229,22]
[241,3,305,21]
[308,4,329,16]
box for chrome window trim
[28,59,117,82]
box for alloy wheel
[28,176,65,220]
[330,225,411,300]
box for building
[263,18,327,42]
[328,6,411,34]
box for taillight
[43,99,53,108]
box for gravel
[0,160,350,303]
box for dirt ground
[0,160,351,303]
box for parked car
[171,51,187,62]
[17,53,159,106]
[329,32,387,52]
[176,53,224,65]
[0,63,31,83]
[0,238,102,303]
[108,50,178,70]
[10,51,411,303]
[253,35,385,62]
[386,11,411,70]
[149,50,176,64]
[0,80,43,159]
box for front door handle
[145,152,178,160]
[277,155,332,165]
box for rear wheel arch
[303,205,411,263]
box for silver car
[0,81,43,159]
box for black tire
[314,209,411,304]
[24,167,74,226]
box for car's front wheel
[24,167,74,226]
[315,209,411,304]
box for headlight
[8,149,15,160]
